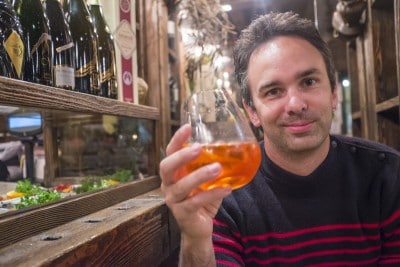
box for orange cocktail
[178,141,261,191]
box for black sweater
[213,135,400,266]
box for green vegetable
[74,169,133,194]
[107,169,132,183]
[74,176,106,194]
[14,180,61,209]
[16,190,61,209]
[15,179,34,194]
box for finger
[165,162,222,204]
[159,143,202,186]
[165,124,191,156]
[179,187,232,215]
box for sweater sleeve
[213,197,245,267]
[379,152,400,265]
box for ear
[242,99,261,127]
[331,85,339,110]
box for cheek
[251,103,280,128]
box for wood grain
[0,77,159,120]
[0,176,161,250]
[0,189,179,267]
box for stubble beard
[264,113,332,157]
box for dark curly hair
[233,12,336,108]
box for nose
[285,88,307,114]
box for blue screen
[9,115,42,129]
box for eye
[304,78,317,87]
[265,88,281,97]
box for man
[160,12,400,266]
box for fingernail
[191,143,202,154]
[209,163,221,175]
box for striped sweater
[213,135,400,266]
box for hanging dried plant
[174,0,236,90]
[177,0,235,46]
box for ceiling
[221,0,315,33]
[220,0,348,75]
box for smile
[284,121,314,134]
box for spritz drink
[178,141,261,191]
[180,88,262,192]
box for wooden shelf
[0,77,160,120]
[0,187,179,266]
[352,97,399,121]
[372,0,393,9]
[0,176,161,249]
[170,119,180,126]
[352,111,362,120]
[376,96,400,113]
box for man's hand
[159,124,232,266]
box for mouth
[284,120,314,134]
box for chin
[286,133,328,152]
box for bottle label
[54,65,75,88]
[30,33,52,56]
[115,20,136,59]
[118,0,135,103]
[100,67,115,83]
[75,58,97,78]
[92,71,100,93]
[4,30,25,78]
[32,33,53,83]
[55,42,74,53]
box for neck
[264,136,331,176]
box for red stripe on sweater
[382,240,400,248]
[385,228,400,237]
[215,259,242,267]
[214,247,245,265]
[244,235,380,253]
[214,218,379,242]
[242,224,379,241]
[379,257,400,264]
[381,209,400,228]
[213,232,244,251]
[306,257,379,267]
[244,246,381,265]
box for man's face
[244,36,338,155]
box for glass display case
[0,76,160,241]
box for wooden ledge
[0,76,159,120]
[0,188,180,266]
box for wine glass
[178,88,261,192]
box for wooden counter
[0,188,180,266]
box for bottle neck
[0,0,12,7]
[68,0,90,14]
[89,4,106,27]
[14,0,43,11]
[86,0,100,5]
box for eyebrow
[257,68,321,92]
[296,68,321,79]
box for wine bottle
[63,0,100,95]
[0,0,27,80]
[43,0,75,90]
[87,0,118,99]
[13,0,53,86]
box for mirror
[7,112,42,137]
